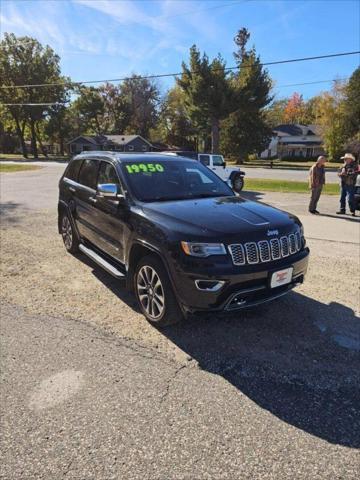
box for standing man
[336,153,358,217]
[309,155,327,214]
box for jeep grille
[229,231,302,266]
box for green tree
[343,67,360,142]
[264,98,288,128]
[99,83,131,134]
[0,33,68,157]
[315,81,347,161]
[44,105,74,155]
[220,28,273,161]
[72,86,105,135]
[121,75,160,138]
[154,86,196,148]
[177,45,235,153]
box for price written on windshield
[125,163,165,174]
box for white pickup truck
[162,151,246,192]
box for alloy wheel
[136,265,165,319]
[61,215,73,250]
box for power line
[277,77,349,88]
[1,50,359,90]
[0,77,351,106]
[0,103,65,106]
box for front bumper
[170,248,310,313]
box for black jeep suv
[58,152,309,326]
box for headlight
[181,241,226,257]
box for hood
[141,196,300,241]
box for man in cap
[336,153,358,217]
[308,155,327,214]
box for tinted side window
[199,155,210,166]
[65,159,83,181]
[78,159,99,189]
[98,162,121,191]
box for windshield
[121,159,234,202]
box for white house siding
[260,131,324,159]
[260,136,278,158]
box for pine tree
[220,29,273,161]
[177,45,235,153]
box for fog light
[195,280,225,292]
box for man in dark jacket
[336,153,358,217]
[309,155,327,214]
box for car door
[211,155,227,180]
[91,160,126,263]
[74,157,101,246]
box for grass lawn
[245,178,339,195]
[0,154,69,162]
[0,164,42,173]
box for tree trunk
[59,137,65,156]
[13,114,28,158]
[211,117,220,154]
[30,118,38,158]
[36,124,48,157]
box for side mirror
[97,183,120,200]
[222,161,226,168]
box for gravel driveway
[1,166,359,479]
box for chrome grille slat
[229,231,302,266]
[258,240,271,262]
[228,244,245,265]
[280,236,289,257]
[289,234,296,254]
[245,242,259,264]
[270,238,281,260]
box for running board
[79,244,125,278]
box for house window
[128,145,134,151]
[142,146,147,151]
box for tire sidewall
[134,255,182,326]
[134,257,167,324]
[232,174,244,193]
[61,212,78,253]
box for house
[67,134,153,155]
[260,124,324,159]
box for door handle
[69,186,76,193]
[89,197,97,204]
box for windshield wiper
[148,196,186,202]
[187,193,228,199]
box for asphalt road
[1,165,359,479]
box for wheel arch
[229,170,241,181]
[58,200,80,240]
[127,242,164,290]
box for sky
[1,0,359,99]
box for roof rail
[76,150,118,158]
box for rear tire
[134,255,184,327]
[232,173,244,193]
[60,212,79,253]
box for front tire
[61,212,79,253]
[232,173,244,193]
[134,255,184,327]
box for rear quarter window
[64,159,83,181]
